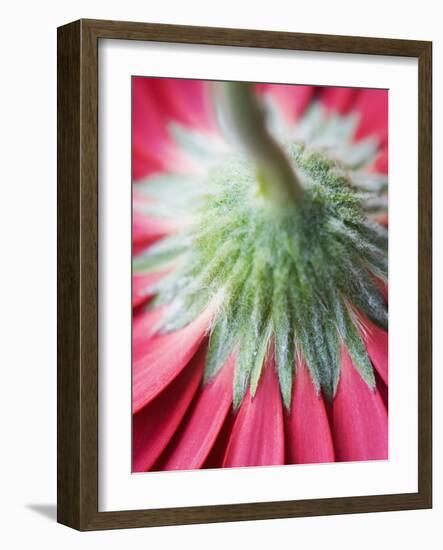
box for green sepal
[133,234,188,274]
[341,137,378,169]
[158,290,209,333]
[350,172,388,193]
[343,312,376,390]
[233,333,256,409]
[308,308,340,400]
[169,123,220,161]
[249,321,273,397]
[136,173,205,207]
[343,261,388,331]
[272,283,295,409]
[205,313,235,382]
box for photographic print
[131,77,388,473]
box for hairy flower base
[134,103,388,410]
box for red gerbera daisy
[132,77,388,472]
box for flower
[132,77,388,472]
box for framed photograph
[57,19,432,530]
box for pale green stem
[214,82,303,206]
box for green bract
[134,102,388,409]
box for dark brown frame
[57,18,432,531]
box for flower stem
[214,82,303,206]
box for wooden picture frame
[57,18,432,530]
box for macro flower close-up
[132,77,388,472]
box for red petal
[352,88,388,144]
[148,78,216,131]
[160,356,235,471]
[132,155,163,181]
[132,346,205,472]
[132,272,166,308]
[362,321,388,386]
[257,84,314,123]
[375,371,388,410]
[333,349,388,461]
[132,306,166,360]
[202,410,237,469]
[132,77,187,180]
[371,277,388,302]
[371,212,388,226]
[132,309,210,413]
[285,362,335,464]
[223,356,285,467]
[372,145,388,174]
[319,86,359,114]
[132,211,176,247]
